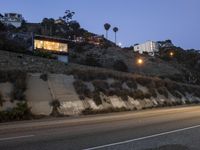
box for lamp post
[137,58,144,65]
[169,52,174,57]
[136,58,144,74]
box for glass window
[34,40,68,52]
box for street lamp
[169,52,174,57]
[136,58,144,75]
[137,58,144,65]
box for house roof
[34,35,71,44]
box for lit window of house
[33,35,69,63]
[34,36,68,53]
[34,40,68,52]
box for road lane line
[0,135,35,142]
[84,124,200,150]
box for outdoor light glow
[137,58,143,65]
[118,42,122,47]
[170,52,174,57]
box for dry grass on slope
[70,67,200,106]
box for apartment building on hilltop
[134,41,159,56]
[0,13,24,28]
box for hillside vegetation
[0,50,200,121]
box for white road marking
[84,124,200,150]
[0,135,35,142]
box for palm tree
[104,23,111,39]
[113,27,119,45]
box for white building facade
[134,41,159,56]
[0,13,23,28]
[0,14,4,22]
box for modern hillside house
[0,13,23,28]
[134,41,159,56]
[34,35,69,63]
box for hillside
[0,50,200,122]
[68,39,200,86]
[70,44,180,76]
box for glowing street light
[169,52,174,57]
[137,58,144,65]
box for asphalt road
[0,106,200,150]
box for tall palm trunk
[106,30,108,39]
[115,32,117,44]
[113,27,119,46]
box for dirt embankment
[0,50,200,119]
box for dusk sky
[1,0,200,49]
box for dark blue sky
[1,0,200,49]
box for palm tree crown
[104,23,111,31]
[113,27,119,33]
[113,27,119,45]
[104,23,111,39]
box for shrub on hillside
[73,80,92,99]
[192,100,200,104]
[74,44,87,53]
[40,73,48,81]
[0,35,27,54]
[0,102,32,122]
[0,22,6,31]
[165,74,185,83]
[0,70,17,83]
[0,92,4,107]
[185,100,192,105]
[175,84,186,96]
[33,50,56,59]
[182,85,193,94]
[50,99,62,117]
[194,88,200,97]
[131,90,145,100]
[105,89,130,101]
[148,88,157,98]
[116,89,129,101]
[157,87,168,98]
[92,80,109,93]
[126,80,137,90]
[154,79,165,88]
[10,71,27,101]
[9,102,31,120]
[136,77,152,87]
[173,101,183,106]
[165,81,179,91]
[82,107,131,115]
[171,91,182,99]
[165,82,182,99]
[0,70,27,83]
[144,92,152,99]
[113,60,128,72]
[93,91,102,106]
[85,56,102,67]
[70,53,77,59]
[110,81,123,90]
[72,70,108,81]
